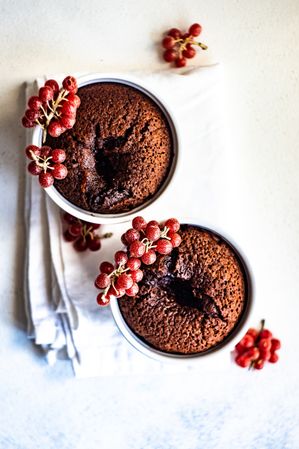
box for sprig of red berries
[234,320,281,370]
[162,23,208,68]
[22,76,80,142]
[63,212,112,252]
[95,216,182,306]
[25,144,68,188]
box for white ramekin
[110,221,254,365]
[31,73,179,224]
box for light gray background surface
[0,1,299,448]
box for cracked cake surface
[119,225,247,354]
[45,82,173,213]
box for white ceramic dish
[31,73,180,224]
[110,222,254,365]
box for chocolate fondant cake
[46,82,173,213]
[119,225,247,354]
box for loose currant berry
[168,28,182,39]
[28,96,42,111]
[48,120,64,137]
[63,229,77,242]
[114,251,128,265]
[271,338,281,351]
[165,218,180,232]
[129,269,143,283]
[126,257,141,271]
[258,338,272,351]
[240,334,254,349]
[145,225,160,242]
[87,235,102,251]
[28,161,42,175]
[125,228,140,244]
[175,57,187,68]
[254,359,265,370]
[168,232,182,247]
[25,145,40,160]
[62,76,78,93]
[156,239,173,255]
[97,292,110,306]
[163,49,177,62]
[116,273,133,290]
[125,283,139,297]
[141,250,157,265]
[269,352,279,363]
[40,146,52,157]
[67,93,81,108]
[68,223,82,236]
[45,79,59,93]
[74,237,88,252]
[51,149,66,163]
[182,46,196,59]
[130,240,146,258]
[132,216,147,231]
[39,172,54,188]
[52,164,68,180]
[39,86,54,102]
[22,116,35,128]
[162,36,175,49]
[95,273,110,289]
[259,329,272,339]
[25,109,40,121]
[235,355,250,368]
[99,261,114,274]
[60,116,76,129]
[189,23,202,37]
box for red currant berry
[269,352,279,363]
[121,233,128,246]
[87,235,101,251]
[240,334,254,349]
[125,228,140,244]
[259,349,271,361]
[45,79,59,93]
[141,250,157,265]
[25,145,40,160]
[163,49,177,63]
[28,96,42,111]
[132,216,147,231]
[74,237,88,252]
[116,273,133,290]
[162,36,175,49]
[129,269,143,283]
[168,232,182,247]
[39,86,54,102]
[40,146,52,158]
[235,342,246,354]
[48,120,64,137]
[68,223,82,237]
[156,239,173,255]
[97,292,110,306]
[28,161,42,176]
[182,46,196,59]
[99,261,114,274]
[61,101,77,117]
[130,241,146,258]
[271,338,281,351]
[147,220,159,227]
[39,172,54,188]
[87,223,100,230]
[125,283,139,297]
[22,116,35,128]
[146,225,160,242]
[60,115,76,129]
[259,329,272,339]
[246,328,258,339]
[52,164,68,180]
[168,28,182,39]
[189,23,202,37]
[95,273,110,289]
[235,355,250,368]
[165,218,180,232]
[244,347,260,361]
[63,229,77,242]
[67,93,81,108]
[25,109,40,121]
[258,338,271,351]
[62,76,78,93]
[175,57,187,68]
[127,257,141,271]
[63,212,77,224]
[254,359,265,370]
[114,251,128,265]
[51,149,66,164]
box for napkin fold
[24,65,229,377]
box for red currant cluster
[234,320,281,370]
[95,216,182,306]
[25,144,67,188]
[63,213,112,252]
[162,23,208,68]
[22,76,80,143]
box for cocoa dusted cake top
[119,225,247,354]
[46,82,173,213]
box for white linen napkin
[25,65,230,377]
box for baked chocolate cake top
[46,82,173,213]
[119,225,247,354]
